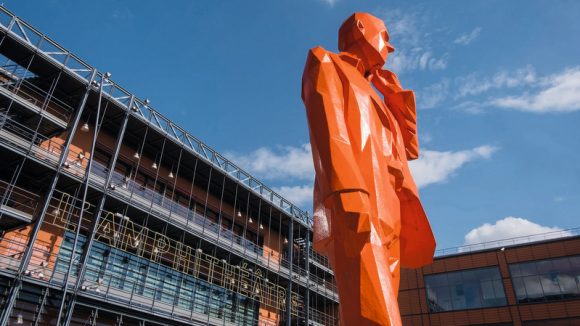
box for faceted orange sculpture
[301,12,436,325]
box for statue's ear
[356,19,365,35]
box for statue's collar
[338,52,366,76]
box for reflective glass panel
[425,266,507,312]
[509,255,580,303]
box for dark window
[510,255,580,303]
[425,266,507,312]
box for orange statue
[301,12,436,325]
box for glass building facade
[0,5,339,325]
[425,266,507,312]
[510,255,580,304]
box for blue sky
[6,0,580,250]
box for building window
[509,255,580,304]
[425,266,507,312]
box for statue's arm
[301,47,369,197]
[372,69,419,160]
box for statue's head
[338,12,395,72]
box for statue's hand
[370,68,403,95]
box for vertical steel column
[55,72,111,326]
[305,230,311,325]
[285,214,294,326]
[59,95,134,326]
[0,69,97,326]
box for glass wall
[510,255,580,303]
[425,267,507,312]
[54,232,260,325]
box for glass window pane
[425,267,506,312]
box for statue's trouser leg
[329,212,402,326]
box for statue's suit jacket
[302,46,435,268]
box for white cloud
[491,67,580,113]
[456,66,537,98]
[454,27,482,45]
[272,185,313,206]
[417,66,537,111]
[464,217,572,246]
[409,145,498,188]
[226,144,314,181]
[418,78,449,109]
[320,0,337,6]
[379,9,448,74]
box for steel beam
[0,68,97,326]
[59,94,133,326]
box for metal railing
[309,248,331,270]
[0,5,312,228]
[435,227,580,257]
[0,179,40,219]
[91,161,266,256]
[308,307,337,326]
[0,66,72,123]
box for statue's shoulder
[305,46,339,69]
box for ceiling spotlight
[63,162,70,169]
[284,238,288,244]
[248,218,253,224]
[16,313,23,325]
[259,224,264,230]
[133,152,140,160]
[78,152,85,160]
[168,171,174,179]
[37,272,44,279]
[80,122,89,132]
[131,105,139,112]
[151,162,158,169]
[95,287,101,293]
[237,211,242,217]
[109,184,116,191]
[104,72,112,79]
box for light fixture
[151,162,158,169]
[109,184,116,191]
[81,285,87,291]
[133,152,140,160]
[78,152,85,160]
[63,162,70,169]
[284,238,288,244]
[95,287,101,293]
[16,313,23,325]
[131,105,139,112]
[248,217,253,224]
[104,72,112,79]
[196,248,203,253]
[53,208,60,216]
[237,211,242,217]
[24,270,31,276]
[221,259,227,264]
[37,272,44,278]
[144,99,151,105]
[168,171,174,179]
[80,122,89,132]
[259,224,264,230]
